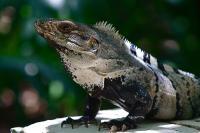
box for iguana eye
[87,37,99,52]
[58,22,77,34]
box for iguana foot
[98,118,138,132]
[61,116,97,129]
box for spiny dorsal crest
[94,21,125,42]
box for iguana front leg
[99,101,150,132]
[99,77,152,132]
[61,95,101,128]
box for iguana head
[35,19,132,95]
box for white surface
[11,109,200,133]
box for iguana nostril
[35,20,54,35]
[35,20,46,29]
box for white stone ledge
[11,108,200,133]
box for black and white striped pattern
[124,39,196,79]
[125,40,158,68]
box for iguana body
[35,19,200,131]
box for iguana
[34,19,200,132]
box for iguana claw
[61,116,97,129]
[98,119,137,132]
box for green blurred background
[0,0,200,132]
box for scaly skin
[35,19,200,132]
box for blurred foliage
[0,0,200,132]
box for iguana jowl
[35,19,200,132]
